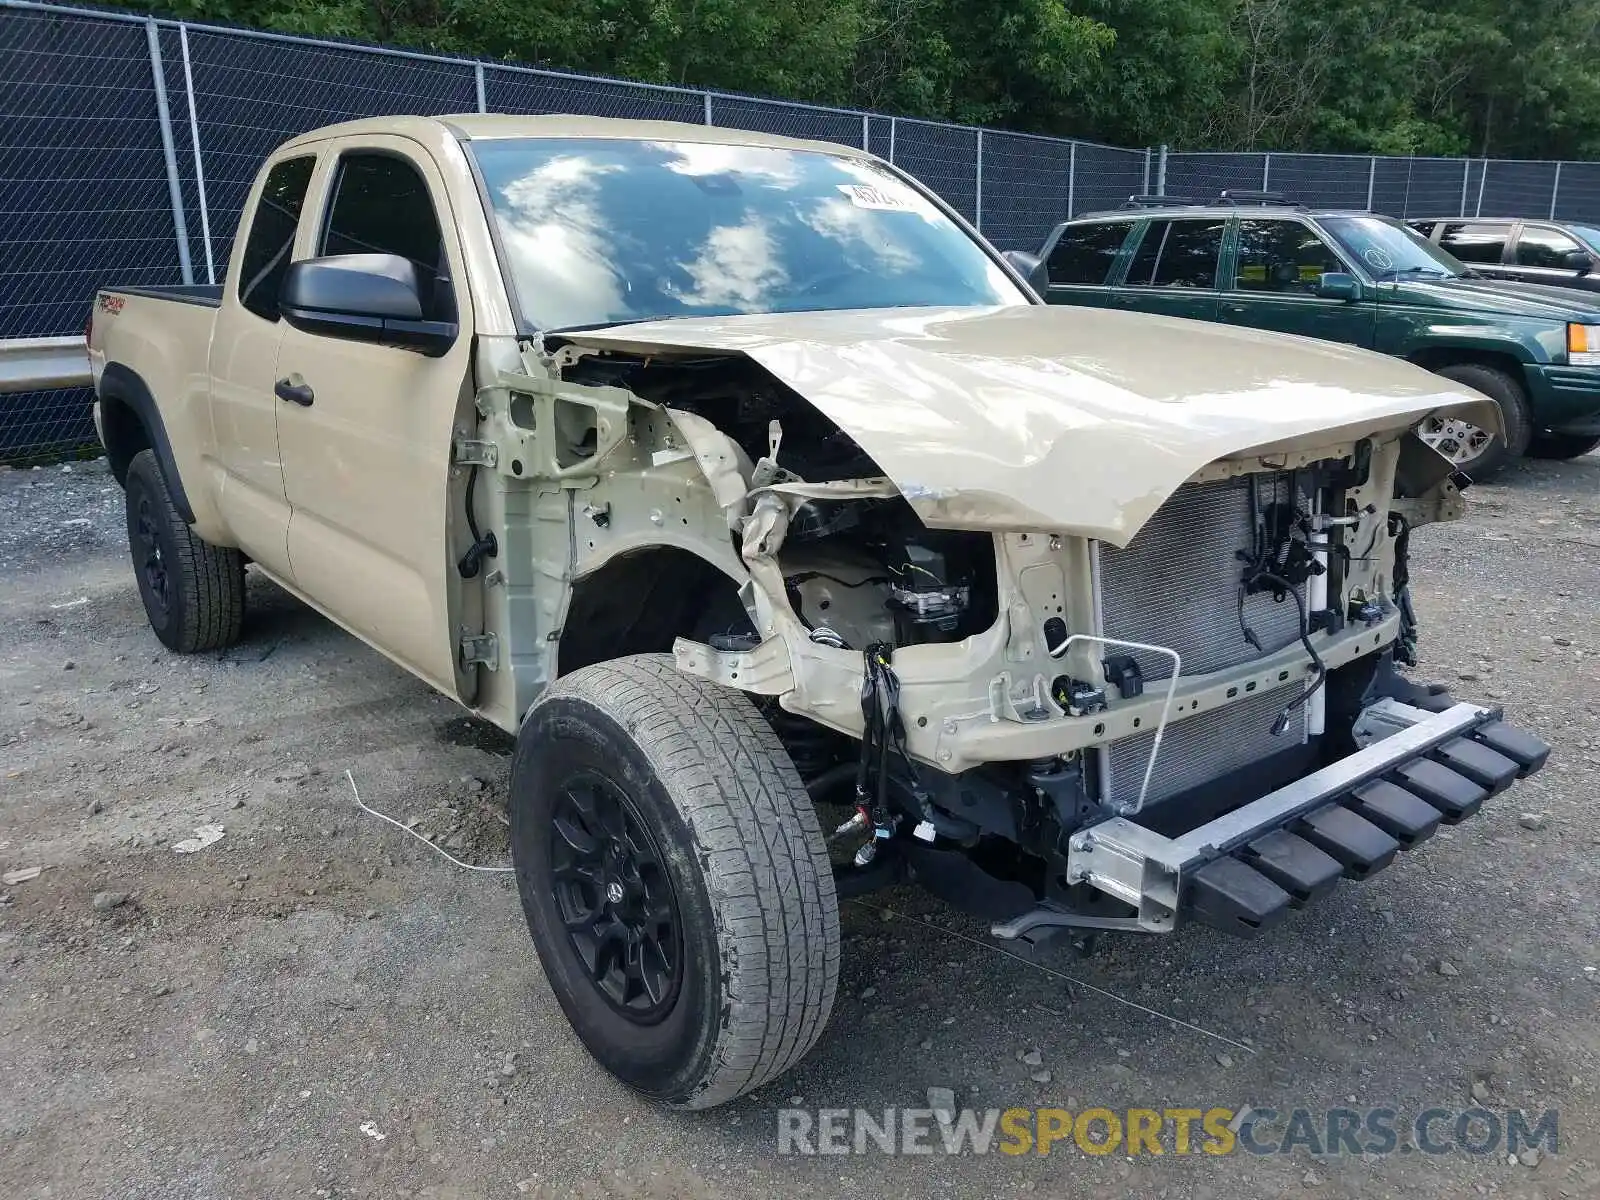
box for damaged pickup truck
[87,115,1550,1109]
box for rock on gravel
[91,891,128,912]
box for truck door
[273,137,475,696]
[205,152,315,580]
[1217,217,1376,348]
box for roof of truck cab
[277,113,876,159]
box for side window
[237,156,315,322]
[1516,226,1582,268]
[320,152,452,320]
[1126,219,1224,289]
[1233,219,1345,293]
[1046,222,1128,286]
[1438,222,1508,264]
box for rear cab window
[1125,218,1226,289]
[1046,221,1129,286]
[1438,222,1509,264]
[237,156,315,321]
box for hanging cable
[456,465,498,579]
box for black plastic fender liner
[98,362,196,525]
[1432,737,1520,795]
[1237,829,1342,906]
[1295,806,1400,880]
[1390,759,1488,824]
[1186,857,1291,937]
[1471,721,1550,776]
[1346,780,1442,848]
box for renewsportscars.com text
[777,1105,1559,1158]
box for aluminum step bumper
[1039,701,1548,938]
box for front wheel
[510,654,839,1109]
[1421,362,1533,481]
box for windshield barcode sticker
[838,183,913,212]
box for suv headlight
[1567,323,1600,365]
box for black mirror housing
[1001,249,1051,297]
[1564,249,1594,274]
[1316,272,1361,301]
[281,253,456,356]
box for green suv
[1030,195,1600,476]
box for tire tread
[536,654,840,1108]
[127,449,244,653]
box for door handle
[274,377,314,407]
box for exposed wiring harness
[456,465,498,579]
[853,644,925,852]
[1235,475,1330,737]
[1389,511,1418,666]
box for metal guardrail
[0,337,91,395]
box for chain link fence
[6,0,1600,459]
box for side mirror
[281,253,456,356]
[1001,249,1051,296]
[1564,249,1594,274]
[1316,272,1361,301]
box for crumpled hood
[559,304,1498,545]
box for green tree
[108,0,1600,159]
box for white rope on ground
[346,763,1252,1050]
[346,769,515,874]
[846,897,1257,1054]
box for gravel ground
[1,453,1598,1199]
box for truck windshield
[468,138,1028,331]
[1321,215,1466,280]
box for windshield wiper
[543,315,693,335]
[1378,266,1452,280]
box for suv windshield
[1321,215,1465,280]
[469,138,1028,331]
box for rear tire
[123,449,245,653]
[509,654,839,1109]
[1526,431,1600,460]
[1423,362,1533,481]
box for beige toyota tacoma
[87,115,1550,1109]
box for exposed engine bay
[543,345,1470,938]
[563,350,1001,652]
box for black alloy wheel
[132,489,171,620]
[548,770,682,1023]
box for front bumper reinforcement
[993,701,1549,940]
